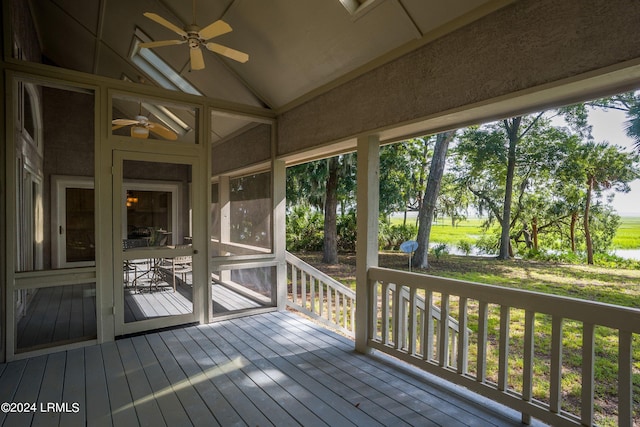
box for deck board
[160,329,243,426]
[83,345,111,427]
[31,352,66,427]
[116,339,167,427]
[144,333,219,426]
[129,335,193,427]
[0,311,543,427]
[59,348,85,427]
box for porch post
[218,175,230,281]
[355,134,379,353]
[272,159,287,309]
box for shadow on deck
[0,311,545,426]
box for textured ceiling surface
[28,0,500,112]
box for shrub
[456,239,473,256]
[431,243,448,260]
[286,205,324,251]
[378,220,417,250]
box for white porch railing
[286,252,356,337]
[368,266,640,427]
[285,253,465,348]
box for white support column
[355,134,379,354]
[218,175,231,282]
[272,159,287,309]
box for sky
[587,107,640,216]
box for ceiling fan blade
[198,20,232,40]
[112,119,140,126]
[143,12,187,37]
[205,42,249,63]
[139,39,185,49]
[190,46,205,70]
[147,122,178,140]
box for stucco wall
[277,0,640,157]
[212,123,272,176]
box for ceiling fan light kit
[139,1,248,71]
[131,126,150,139]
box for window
[339,0,386,19]
[129,28,201,96]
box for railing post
[456,297,468,374]
[424,290,433,361]
[438,293,450,367]
[273,159,287,310]
[409,287,418,356]
[550,316,564,414]
[522,310,535,425]
[498,305,510,392]
[618,330,633,427]
[581,322,595,426]
[355,135,379,354]
[477,301,488,383]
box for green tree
[286,154,355,264]
[456,114,569,259]
[588,91,640,152]
[412,131,456,268]
[572,141,638,264]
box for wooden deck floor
[0,311,542,427]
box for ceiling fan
[112,105,177,140]
[139,0,249,70]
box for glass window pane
[112,95,197,144]
[123,257,193,323]
[65,188,95,263]
[230,172,272,253]
[15,284,97,352]
[14,80,95,272]
[122,160,192,247]
[212,266,274,315]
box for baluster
[318,280,324,317]
[439,293,450,367]
[336,289,340,326]
[393,284,403,350]
[334,289,339,326]
[423,290,433,361]
[301,271,307,310]
[310,277,316,314]
[522,310,535,425]
[408,287,417,355]
[581,322,595,426]
[327,289,333,321]
[292,266,298,305]
[550,316,563,413]
[477,301,488,383]
[457,297,468,375]
[382,282,391,345]
[618,330,633,427]
[364,280,370,339]
[343,292,348,330]
[498,306,510,392]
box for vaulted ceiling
[27,0,508,114]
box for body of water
[613,249,640,260]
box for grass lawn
[392,215,640,251]
[295,251,640,426]
[613,216,640,249]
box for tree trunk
[323,157,339,264]
[570,211,577,253]
[412,131,455,268]
[584,178,594,265]
[499,117,521,260]
[532,217,538,251]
